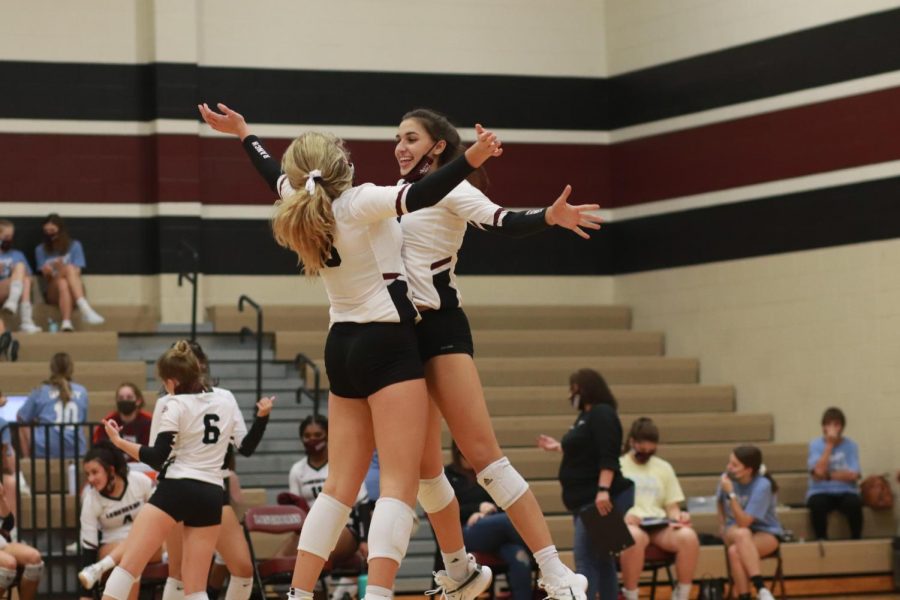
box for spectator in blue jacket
[0,220,40,334]
[806,407,862,540]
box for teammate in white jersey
[100,341,244,600]
[199,102,501,600]
[394,109,599,600]
[78,442,158,599]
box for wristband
[597,486,610,493]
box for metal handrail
[177,240,200,342]
[238,295,263,402]
[294,353,323,416]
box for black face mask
[116,399,137,416]
[0,239,11,252]
[43,232,57,245]
[401,142,440,183]
[633,450,655,464]
[303,439,326,455]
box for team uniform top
[149,389,244,487]
[0,249,31,280]
[80,470,154,549]
[288,457,368,508]
[18,383,88,458]
[35,239,87,271]
[399,179,548,310]
[276,176,417,325]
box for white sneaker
[78,562,106,590]
[757,588,775,600]
[538,570,588,600]
[81,308,105,325]
[61,319,75,332]
[426,554,493,600]
[0,299,15,315]
[19,321,41,334]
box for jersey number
[202,414,220,444]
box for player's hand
[102,419,123,444]
[198,102,251,140]
[464,124,503,168]
[544,185,602,239]
[256,396,275,417]
[595,491,613,516]
[537,434,561,452]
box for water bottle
[48,319,58,333]
[357,574,367,598]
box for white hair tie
[305,169,322,194]
[759,463,767,476]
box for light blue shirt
[0,249,31,280]
[18,383,88,458]
[718,475,783,536]
[806,437,860,499]
[35,240,86,271]
[0,416,11,448]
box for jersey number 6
[203,414,221,444]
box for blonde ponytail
[271,132,353,276]
[47,352,73,403]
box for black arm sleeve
[478,208,549,238]
[237,415,269,457]
[138,432,175,470]
[405,154,476,212]
[241,135,283,193]
[588,406,623,472]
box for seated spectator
[806,406,862,540]
[0,391,17,513]
[718,446,782,600]
[279,415,367,563]
[618,418,698,600]
[443,442,532,600]
[0,220,40,333]
[77,441,158,599]
[34,213,103,331]
[17,352,88,458]
[92,383,152,456]
[0,479,43,599]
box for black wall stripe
[2,8,899,129]
[7,176,900,276]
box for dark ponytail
[733,445,778,493]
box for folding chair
[243,505,306,599]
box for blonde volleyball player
[199,102,501,600]
[100,341,245,600]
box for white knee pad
[224,575,253,600]
[366,497,415,564]
[297,493,352,560]
[417,473,455,513]
[163,577,185,600]
[185,593,210,600]
[0,567,16,589]
[104,566,136,600]
[22,561,44,582]
[476,457,528,510]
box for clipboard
[577,504,635,557]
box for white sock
[676,583,693,600]
[622,588,639,600]
[288,587,314,599]
[6,280,23,307]
[364,584,393,600]
[163,577,185,600]
[441,547,469,582]
[534,545,567,579]
[185,593,208,600]
[19,301,34,323]
[76,296,92,311]
[225,575,253,600]
[97,554,116,573]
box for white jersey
[80,471,154,549]
[278,177,418,325]
[399,180,521,310]
[288,457,367,508]
[150,389,244,486]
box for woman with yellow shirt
[618,418,699,600]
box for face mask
[116,399,137,416]
[303,439,326,455]
[570,393,581,410]
[402,142,439,182]
[0,239,11,252]
[633,450,655,464]
[43,232,57,244]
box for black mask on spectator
[303,439,326,455]
[43,232,57,244]
[116,398,137,416]
[633,450,655,464]
[0,239,11,252]
[402,142,440,183]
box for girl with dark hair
[618,418,698,600]
[537,369,634,600]
[17,352,88,457]
[34,213,103,330]
[93,383,153,452]
[198,102,508,600]
[78,442,158,598]
[99,341,245,600]
[718,445,782,600]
